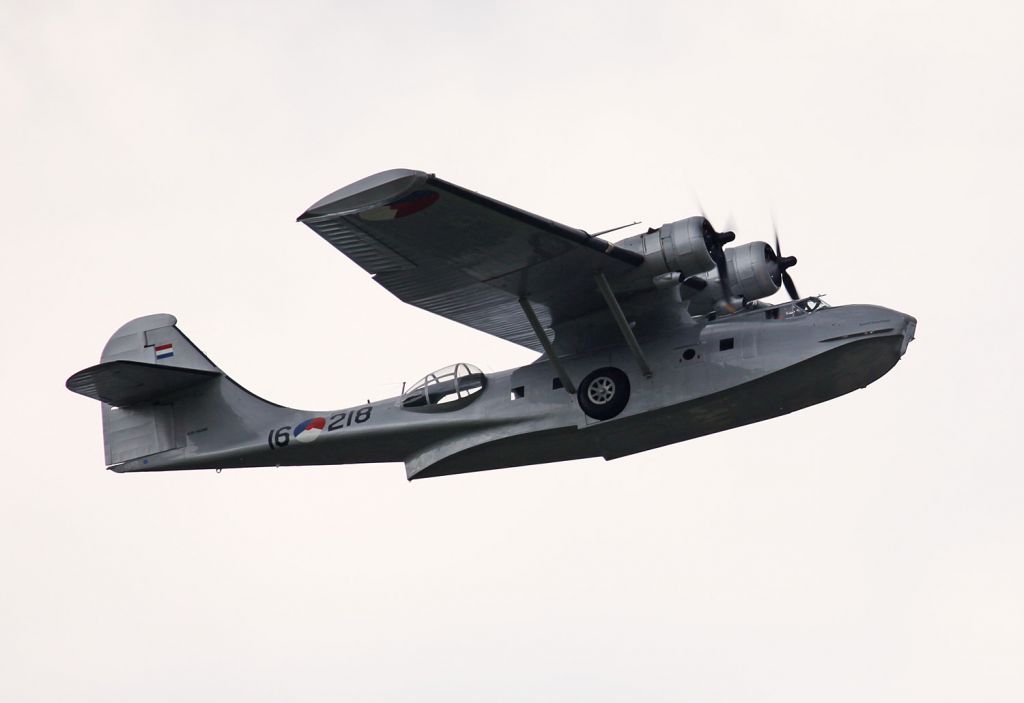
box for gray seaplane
[67,169,916,479]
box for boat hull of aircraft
[414,322,910,478]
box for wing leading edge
[298,169,642,352]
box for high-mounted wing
[298,169,642,352]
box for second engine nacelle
[724,241,782,302]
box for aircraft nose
[900,314,917,356]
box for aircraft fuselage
[110,301,915,479]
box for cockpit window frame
[729,296,830,322]
[400,363,487,413]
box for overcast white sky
[2,1,1023,700]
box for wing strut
[518,297,576,394]
[595,272,653,378]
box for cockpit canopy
[770,296,829,318]
[400,363,486,412]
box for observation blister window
[401,363,486,411]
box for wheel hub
[587,376,616,405]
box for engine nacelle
[635,217,716,277]
[724,241,781,302]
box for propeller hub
[701,219,736,248]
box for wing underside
[298,169,642,352]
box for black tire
[577,367,630,420]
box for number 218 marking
[328,406,371,430]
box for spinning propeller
[701,217,737,301]
[691,195,738,300]
[770,215,800,300]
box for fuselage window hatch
[401,363,486,411]
[511,385,525,400]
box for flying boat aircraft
[67,169,916,479]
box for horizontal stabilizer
[66,360,220,407]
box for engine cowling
[638,217,716,277]
[724,241,782,302]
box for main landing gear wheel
[578,367,630,421]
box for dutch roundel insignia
[292,417,327,443]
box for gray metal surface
[66,170,917,480]
[66,299,916,477]
[66,361,218,406]
[298,169,641,352]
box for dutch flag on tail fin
[154,343,173,360]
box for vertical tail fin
[67,314,283,470]
[98,313,220,373]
